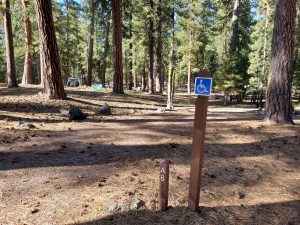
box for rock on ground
[68,106,87,120]
[98,103,112,115]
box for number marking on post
[159,160,169,211]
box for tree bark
[39,44,45,87]
[100,17,110,88]
[133,45,137,88]
[2,0,18,88]
[87,0,96,86]
[112,0,124,94]
[142,61,147,91]
[155,0,163,93]
[21,0,33,84]
[266,0,296,124]
[166,3,175,110]
[187,29,192,95]
[128,7,133,90]
[34,0,66,99]
[187,0,192,95]
[259,0,271,109]
[148,0,154,94]
[230,0,240,52]
[65,0,70,84]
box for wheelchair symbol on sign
[196,80,208,94]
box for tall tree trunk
[148,0,154,94]
[21,0,33,85]
[98,17,110,88]
[266,0,296,124]
[2,0,18,88]
[34,0,66,99]
[187,29,192,95]
[166,3,175,110]
[187,0,192,95]
[112,0,124,94]
[261,1,270,78]
[124,54,128,88]
[230,0,240,52]
[64,0,70,83]
[87,0,96,86]
[162,65,165,90]
[222,20,229,105]
[133,45,137,88]
[259,0,271,109]
[142,61,147,91]
[31,46,38,84]
[128,8,133,90]
[155,0,163,93]
[39,44,45,87]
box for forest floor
[0,85,299,225]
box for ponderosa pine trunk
[64,0,70,84]
[230,0,240,52]
[266,0,296,124]
[112,0,124,94]
[148,0,154,94]
[39,44,45,86]
[187,29,192,95]
[34,0,66,99]
[21,0,33,84]
[2,0,18,88]
[87,0,96,86]
[259,0,271,109]
[187,0,192,95]
[142,61,147,91]
[155,0,163,93]
[128,8,133,90]
[99,17,110,88]
[166,3,175,110]
[133,45,137,88]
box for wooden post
[188,71,211,211]
[159,160,169,211]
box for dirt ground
[0,85,299,225]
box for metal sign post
[159,160,170,211]
[188,71,212,211]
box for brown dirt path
[0,86,299,225]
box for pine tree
[155,0,163,93]
[21,0,33,84]
[112,0,123,94]
[2,0,18,88]
[86,0,97,86]
[266,0,297,124]
[248,0,273,108]
[166,0,175,110]
[53,0,85,84]
[34,0,66,99]
[147,0,155,94]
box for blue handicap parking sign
[194,77,212,96]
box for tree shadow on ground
[71,200,300,225]
[0,102,61,114]
[0,133,299,172]
[0,87,42,96]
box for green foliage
[213,0,254,96]
[53,0,86,81]
[0,0,297,99]
[247,0,273,96]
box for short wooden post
[159,160,169,211]
[188,71,211,211]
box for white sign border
[194,77,213,97]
